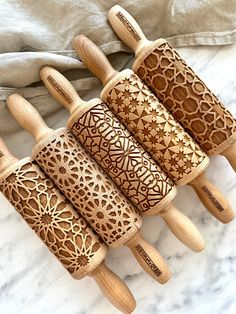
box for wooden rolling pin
[73,35,234,224]
[40,66,205,252]
[0,137,136,314]
[107,5,236,172]
[7,94,171,284]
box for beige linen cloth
[0,0,236,133]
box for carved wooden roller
[107,5,236,172]
[40,66,205,253]
[7,94,171,284]
[73,35,234,224]
[0,137,136,313]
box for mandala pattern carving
[134,41,236,155]
[103,71,208,184]
[33,129,142,247]
[70,101,174,213]
[0,160,106,278]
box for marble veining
[0,43,236,314]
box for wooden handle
[221,141,236,172]
[0,137,18,173]
[40,66,86,114]
[91,261,136,313]
[159,202,205,252]
[6,94,53,143]
[126,231,171,284]
[189,171,234,224]
[73,35,118,86]
[107,5,152,56]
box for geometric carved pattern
[33,129,142,247]
[70,101,175,214]
[134,40,236,156]
[0,159,106,279]
[103,70,208,185]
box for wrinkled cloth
[0,0,236,133]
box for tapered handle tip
[91,262,136,313]
[220,205,234,224]
[107,5,151,55]
[73,34,86,53]
[73,34,118,85]
[159,203,205,252]
[190,172,234,224]
[127,232,171,284]
[40,65,83,113]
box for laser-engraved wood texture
[133,40,236,156]
[0,158,107,279]
[33,129,142,247]
[102,70,209,185]
[69,100,175,214]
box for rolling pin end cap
[126,231,172,284]
[73,34,86,50]
[108,4,122,15]
[91,262,136,313]
[192,237,206,253]
[220,206,234,224]
[159,268,172,285]
[39,66,52,78]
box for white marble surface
[1,43,236,314]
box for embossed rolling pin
[74,35,234,224]
[7,94,171,284]
[0,137,136,314]
[107,5,236,172]
[40,66,205,252]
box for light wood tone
[40,66,87,115]
[108,5,236,169]
[74,36,233,224]
[74,35,119,86]
[221,142,236,172]
[107,5,152,56]
[126,231,171,284]
[6,94,172,284]
[0,137,18,173]
[7,94,54,143]
[91,261,136,314]
[0,140,137,313]
[159,203,205,252]
[40,66,205,252]
[189,172,234,223]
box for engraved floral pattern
[134,41,236,155]
[0,160,106,278]
[34,130,142,247]
[70,101,174,213]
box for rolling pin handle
[90,261,136,313]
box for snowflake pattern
[102,70,208,184]
[0,159,107,279]
[33,129,142,247]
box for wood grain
[0,138,136,313]
[6,94,172,284]
[40,66,206,252]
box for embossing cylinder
[0,138,137,313]
[107,5,236,170]
[67,99,176,215]
[73,34,234,224]
[40,66,206,253]
[7,94,172,284]
[0,157,107,279]
[33,128,143,248]
[101,69,209,186]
